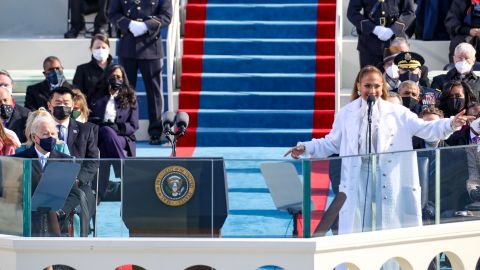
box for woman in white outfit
[285,65,471,236]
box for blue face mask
[38,136,56,152]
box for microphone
[162,111,176,133]
[367,95,376,123]
[176,112,189,136]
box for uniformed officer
[108,0,172,145]
[393,51,441,112]
[347,0,415,68]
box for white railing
[1,221,480,269]
[166,0,182,112]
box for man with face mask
[13,114,74,236]
[394,52,441,111]
[47,87,99,236]
[431,43,480,98]
[0,70,30,143]
[398,80,422,114]
[25,56,72,111]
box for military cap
[394,52,425,69]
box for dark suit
[441,126,472,218]
[73,56,113,101]
[347,0,415,67]
[108,0,172,137]
[445,0,480,62]
[89,94,139,199]
[5,105,30,143]
[63,118,99,235]
[25,80,72,111]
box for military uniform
[108,0,172,140]
[393,52,441,113]
[347,0,415,67]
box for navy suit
[5,105,30,143]
[347,0,415,67]
[108,0,172,137]
[25,80,72,111]
[12,146,92,236]
[89,94,139,199]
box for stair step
[193,127,330,147]
[184,109,334,129]
[179,91,335,110]
[184,38,335,56]
[187,3,335,21]
[185,20,335,39]
[181,73,335,92]
[182,55,334,73]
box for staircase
[179,0,336,147]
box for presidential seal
[155,166,195,206]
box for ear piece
[357,90,361,96]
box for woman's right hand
[284,144,306,159]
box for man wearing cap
[431,42,480,98]
[347,0,415,68]
[0,70,30,143]
[394,51,441,111]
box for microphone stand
[362,98,374,232]
[164,127,186,157]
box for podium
[122,158,228,237]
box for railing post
[23,159,31,237]
[303,159,311,238]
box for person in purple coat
[89,64,139,200]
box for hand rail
[166,0,181,112]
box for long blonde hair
[350,65,388,101]
[72,88,90,122]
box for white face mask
[92,48,110,62]
[471,118,480,134]
[385,64,399,79]
[455,60,473,74]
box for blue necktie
[57,124,65,141]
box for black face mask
[0,104,13,120]
[108,77,123,90]
[52,106,72,120]
[38,136,56,152]
[446,98,465,115]
[402,96,419,111]
[46,69,65,86]
[399,71,420,83]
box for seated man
[25,56,72,111]
[431,42,480,98]
[48,87,99,236]
[65,0,108,38]
[0,70,31,143]
[397,80,421,114]
[12,114,76,236]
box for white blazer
[303,98,457,234]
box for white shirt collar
[34,145,50,159]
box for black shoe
[64,28,81,39]
[149,135,162,145]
